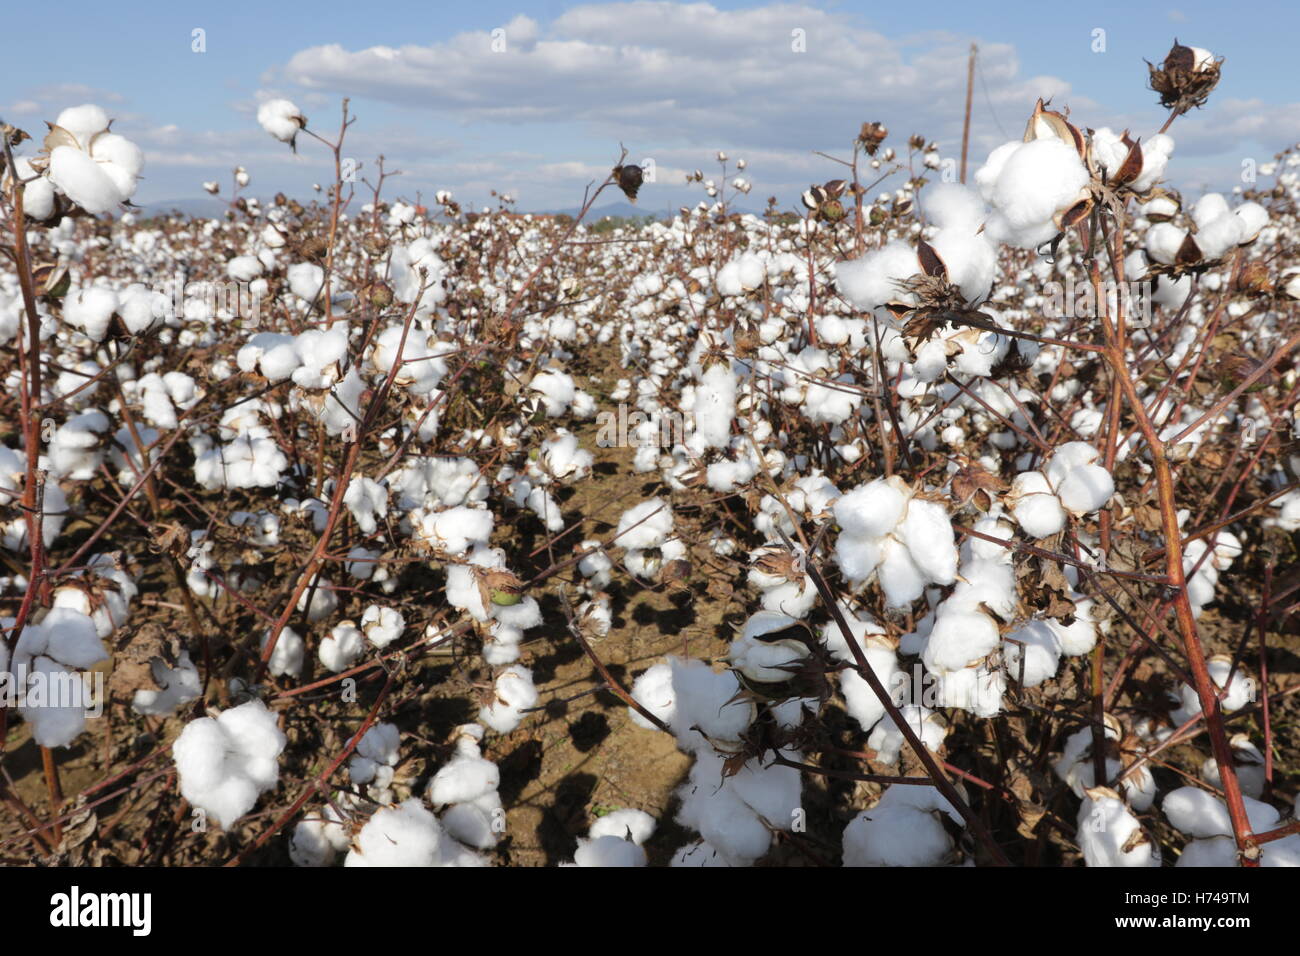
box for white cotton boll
[12,158,56,220]
[1054,464,1114,515]
[615,498,673,550]
[729,614,808,683]
[1233,201,1268,243]
[172,700,286,830]
[694,364,736,448]
[1163,786,1279,840]
[877,537,927,607]
[728,752,802,825]
[345,799,444,867]
[842,800,954,867]
[479,665,538,733]
[573,834,647,867]
[1145,222,1188,265]
[629,662,676,730]
[1051,600,1099,656]
[63,286,119,342]
[529,370,576,416]
[360,605,405,648]
[899,498,958,586]
[442,791,502,849]
[132,652,202,716]
[1132,135,1175,194]
[19,656,91,747]
[677,776,771,865]
[343,476,388,534]
[445,563,489,621]
[355,722,401,768]
[1152,274,1191,310]
[924,607,1001,672]
[287,262,324,303]
[839,644,905,734]
[48,146,125,215]
[590,809,656,845]
[979,139,1090,249]
[949,559,1017,620]
[1078,788,1161,867]
[834,241,921,312]
[1009,471,1066,537]
[296,580,338,622]
[257,99,306,144]
[1002,620,1062,687]
[929,228,996,304]
[1194,212,1245,260]
[835,476,910,540]
[1177,835,1239,867]
[491,596,542,631]
[260,626,304,677]
[227,256,263,282]
[41,606,107,669]
[922,182,986,231]
[868,705,946,764]
[1191,193,1231,230]
[670,840,732,867]
[429,746,499,806]
[53,104,110,147]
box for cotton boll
[441,791,503,849]
[835,477,910,540]
[172,700,286,830]
[287,262,325,304]
[345,799,444,867]
[834,240,921,312]
[260,626,305,677]
[257,99,306,145]
[1145,222,1188,265]
[132,652,202,716]
[615,498,673,550]
[1050,599,1099,656]
[868,705,946,764]
[1002,620,1062,687]
[19,655,93,747]
[1163,786,1279,840]
[899,498,958,586]
[1200,736,1266,799]
[922,182,986,231]
[319,622,363,672]
[573,834,647,867]
[978,138,1090,249]
[63,286,119,342]
[1009,470,1066,537]
[924,607,1001,672]
[842,790,955,866]
[629,662,676,730]
[877,536,927,607]
[1053,463,1114,515]
[429,740,500,807]
[1129,134,1175,194]
[589,808,656,846]
[479,665,538,733]
[1078,788,1161,867]
[296,580,338,622]
[48,146,126,215]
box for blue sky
[5,0,1298,212]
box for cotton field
[2,36,1299,872]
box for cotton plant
[3,607,107,747]
[22,104,145,217]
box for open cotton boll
[924,606,1001,672]
[1078,788,1161,867]
[877,536,927,607]
[226,255,263,282]
[1170,655,1253,725]
[1052,463,1114,515]
[729,613,809,684]
[360,605,405,648]
[1200,736,1267,799]
[1009,470,1066,537]
[868,705,946,764]
[172,699,286,830]
[528,370,576,416]
[290,807,353,867]
[589,808,656,846]
[842,788,957,867]
[922,182,986,231]
[257,99,306,145]
[63,286,119,342]
[479,665,538,733]
[287,262,325,304]
[429,730,500,806]
[1145,222,1188,265]
[834,240,922,312]
[11,158,56,220]
[1002,620,1062,687]
[16,653,95,747]
[343,476,388,534]
[1162,786,1279,840]
[132,652,202,716]
[572,834,647,867]
[835,476,911,540]
[260,626,305,677]
[615,497,673,550]
[296,579,338,622]
[345,799,445,867]
[1233,201,1269,243]
[977,138,1090,249]
[898,498,958,586]
[676,767,772,866]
